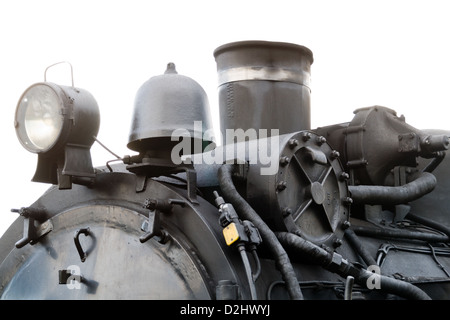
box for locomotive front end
[1,41,450,301]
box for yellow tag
[223,223,240,246]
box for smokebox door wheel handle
[74,227,90,262]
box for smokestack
[213,40,313,143]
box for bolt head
[277,181,287,191]
[342,220,351,229]
[333,238,343,247]
[316,136,327,145]
[288,139,299,148]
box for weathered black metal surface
[127,63,215,155]
[214,40,313,141]
[3,40,450,300]
[0,170,248,299]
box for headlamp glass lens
[17,85,63,152]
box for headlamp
[16,83,65,153]
[14,79,100,189]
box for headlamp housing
[14,82,100,188]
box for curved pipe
[348,172,437,205]
[423,151,446,173]
[276,232,431,300]
[407,213,450,240]
[217,164,304,300]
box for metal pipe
[407,212,450,240]
[238,245,258,300]
[344,276,355,300]
[423,151,446,173]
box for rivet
[301,132,311,142]
[282,208,293,217]
[279,156,290,166]
[288,139,299,148]
[342,220,351,229]
[277,181,287,191]
[316,136,327,145]
[339,172,350,181]
[333,238,343,247]
[343,197,353,205]
[330,150,340,159]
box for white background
[1,0,449,237]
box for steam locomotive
[1,40,449,300]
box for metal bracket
[216,280,239,300]
[139,210,163,243]
[128,160,199,204]
[12,207,53,248]
[139,198,186,243]
[74,227,91,262]
[58,268,99,294]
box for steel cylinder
[213,40,314,143]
